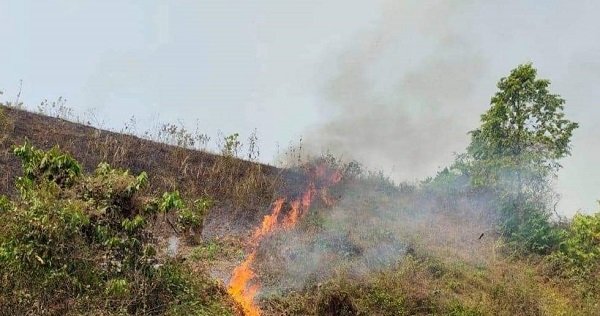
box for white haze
[1,0,599,215]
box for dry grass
[0,106,280,232]
[259,241,591,315]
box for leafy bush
[143,190,213,232]
[178,197,213,229]
[14,142,82,188]
[459,64,578,253]
[0,144,231,315]
[508,206,561,254]
[552,210,600,277]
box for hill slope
[0,105,283,237]
[1,105,598,315]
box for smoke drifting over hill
[303,0,600,215]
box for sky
[1,0,599,215]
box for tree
[465,64,578,250]
[468,63,577,170]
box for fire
[228,164,342,316]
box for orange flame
[228,164,342,316]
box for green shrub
[143,190,212,232]
[14,142,82,188]
[0,195,11,212]
[178,197,213,229]
[553,209,600,277]
[508,206,562,255]
[0,144,231,315]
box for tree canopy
[467,63,578,178]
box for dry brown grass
[0,105,287,279]
[0,107,12,144]
[0,105,279,215]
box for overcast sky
[1,0,599,215]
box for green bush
[178,197,213,229]
[505,203,561,255]
[143,190,213,232]
[553,209,600,277]
[0,143,231,315]
[14,142,82,188]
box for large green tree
[465,64,578,249]
[468,63,578,171]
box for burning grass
[226,163,598,315]
[228,163,343,316]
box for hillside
[1,99,599,316]
[0,105,284,237]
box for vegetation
[262,251,585,315]
[0,104,279,213]
[452,64,578,253]
[549,207,600,295]
[0,143,235,315]
[0,63,598,315]
[254,64,596,315]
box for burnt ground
[0,106,304,240]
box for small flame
[228,164,342,316]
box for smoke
[253,170,497,294]
[304,0,487,182]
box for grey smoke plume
[304,0,486,182]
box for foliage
[14,141,82,188]
[509,207,562,254]
[0,144,231,315]
[144,190,213,231]
[461,64,578,252]
[552,209,600,277]
[261,253,573,316]
[0,195,11,212]
[467,63,578,174]
[182,197,213,228]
